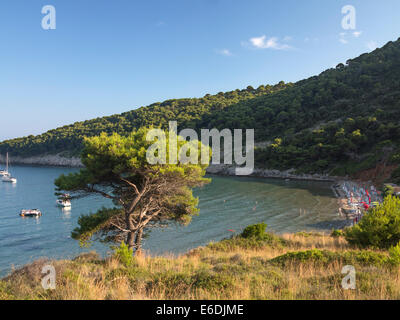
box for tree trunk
[127,230,135,251]
[134,228,144,255]
[125,211,136,251]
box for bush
[271,249,330,265]
[345,196,400,249]
[241,223,269,240]
[331,229,344,237]
[207,236,286,252]
[389,242,400,266]
[342,250,388,267]
[270,249,390,267]
[204,223,287,252]
[383,184,395,198]
[192,271,234,290]
[113,242,133,267]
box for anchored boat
[20,209,42,217]
[56,199,72,207]
[2,175,17,183]
[2,153,17,183]
[56,194,72,208]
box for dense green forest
[0,82,290,157]
[2,37,400,178]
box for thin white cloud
[248,35,291,50]
[353,31,362,38]
[283,36,292,42]
[339,38,348,44]
[366,40,378,51]
[216,49,233,56]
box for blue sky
[0,0,399,141]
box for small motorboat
[56,193,71,208]
[56,199,71,207]
[20,209,42,217]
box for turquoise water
[0,165,340,276]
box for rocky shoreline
[0,154,83,168]
[206,164,339,182]
[1,155,341,181]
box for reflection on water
[0,166,339,276]
[61,207,72,214]
[144,175,341,255]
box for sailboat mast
[6,152,8,173]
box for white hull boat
[1,153,16,183]
[2,175,17,183]
[20,209,42,217]
[56,199,72,207]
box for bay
[0,165,340,276]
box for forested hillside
[1,37,400,179]
[0,82,290,157]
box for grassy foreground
[1,231,399,300]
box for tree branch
[110,222,130,233]
[86,186,125,206]
[120,177,140,195]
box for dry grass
[1,232,400,300]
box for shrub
[342,250,388,267]
[270,249,389,267]
[113,241,133,267]
[204,223,287,252]
[345,196,400,249]
[383,184,395,198]
[331,229,344,237]
[241,223,269,240]
[270,249,332,266]
[207,236,286,252]
[388,242,400,266]
[192,271,234,290]
[238,223,287,246]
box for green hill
[0,82,290,157]
[2,37,400,180]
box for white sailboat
[0,155,7,176]
[2,153,17,183]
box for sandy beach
[332,180,383,227]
